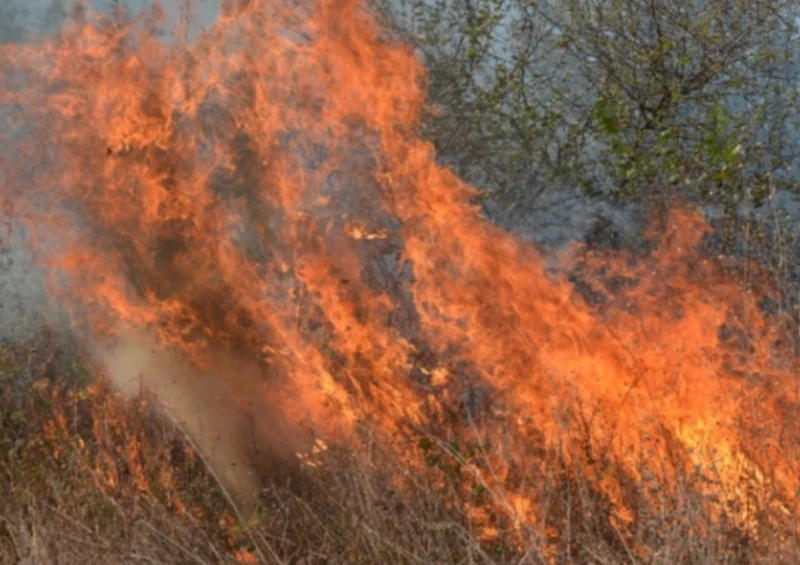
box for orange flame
[1,0,798,545]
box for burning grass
[1,0,800,562]
[0,329,796,564]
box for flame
[1,0,798,549]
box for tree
[382,0,800,248]
[382,0,594,243]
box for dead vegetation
[0,329,796,565]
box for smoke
[0,0,317,506]
[1,0,798,537]
[0,233,53,340]
[96,332,310,511]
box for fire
[1,0,798,551]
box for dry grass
[0,329,797,564]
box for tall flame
[1,0,798,544]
